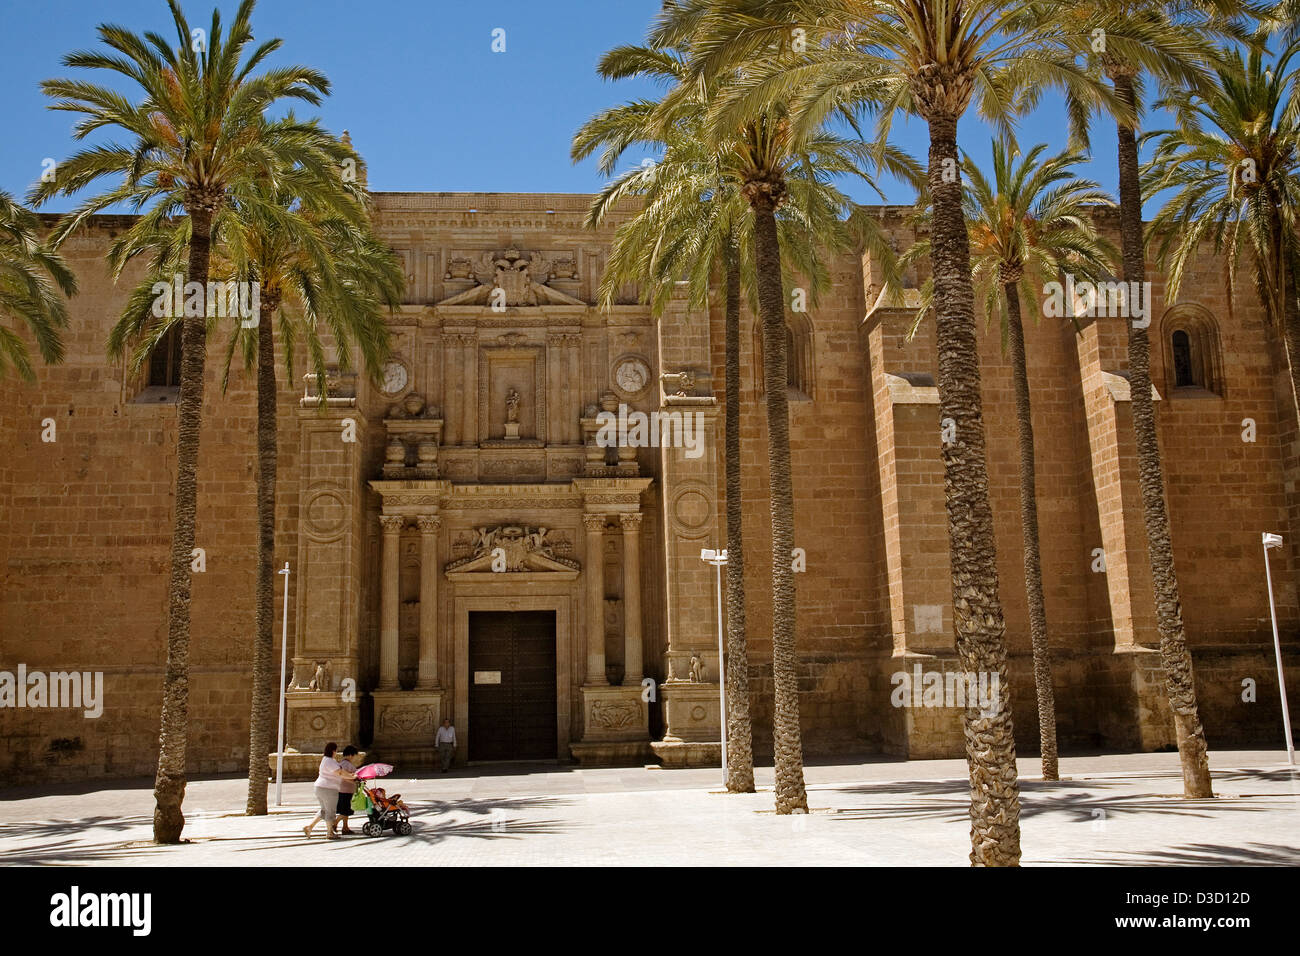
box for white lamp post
[700,548,728,786]
[1261,533,1294,766]
[275,561,291,806]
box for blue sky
[0,0,1128,211]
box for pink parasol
[354,762,394,780]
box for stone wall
[3,198,1299,785]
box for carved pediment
[439,248,585,307]
[445,524,579,573]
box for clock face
[381,360,408,396]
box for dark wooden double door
[468,611,557,761]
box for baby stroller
[352,763,412,837]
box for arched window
[1160,306,1222,396]
[753,316,815,402]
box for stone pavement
[1,750,1296,866]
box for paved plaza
[2,750,1296,866]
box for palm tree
[0,190,76,379]
[1054,0,1249,800]
[664,0,1118,864]
[573,42,761,793]
[904,140,1119,781]
[572,40,901,796]
[1144,40,1300,429]
[31,0,333,842]
[103,124,402,816]
[221,155,400,817]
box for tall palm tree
[904,140,1118,780]
[0,190,76,379]
[1054,0,1249,799]
[572,40,900,795]
[574,43,763,793]
[665,0,1116,864]
[31,0,333,842]
[1144,40,1300,426]
[223,162,400,817]
[103,124,402,816]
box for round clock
[380,360,409,396]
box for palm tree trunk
[749,193,807,814]
[723,232,755,793]
[246,299,278,815]
[1112,72,1213,798]
[153,204,213,843]
[1006,284,1059,781]
[927,112,1021,865]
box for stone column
[416,514,442,689]
[583,513,608,686]
[620,512,644,682]
[378,514,404,690]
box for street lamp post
[275,562,291,806]
[701,548,728,787]
[1262,533,1294,766]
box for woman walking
[303,742,355,840]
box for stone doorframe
[452,588,575,764]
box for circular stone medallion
[613,356,651,396]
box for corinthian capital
[379,515,406,534]
[416,514,442,534]
[619,512,643,533]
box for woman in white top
[303,742,356,840]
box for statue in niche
[309,660,333,692]
[505,387,520,424]
[689,655,703,683]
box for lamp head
[1264,532,1284,550]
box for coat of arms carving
[444,524,580,573]
[439,248,586,307]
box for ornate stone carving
[661,370,696,396]
[505,387,520,424]
[380,704,436,735]
[379,515,406,533]
[416,514,442,534]
[309,660,333,692]
[444,524,580,573]
[619,512,644,532]
[590,699,638,730]
[438,247,585,307]
[582,513,608,534]
[613,356,651,396]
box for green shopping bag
[351,787,370,813]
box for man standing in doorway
[436,717,457,773]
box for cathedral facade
[2,190,1297,783]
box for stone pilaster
[378,514,404,690]
[650,287,723,766]
[285,393,366,753]
[620,512,644,682]
[416,514,442,689]
[583,512,608,686]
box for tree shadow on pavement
[832,777,1285,825]
[1056,842,1300,865]
[0,795,578,865]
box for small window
[148,325,182,388]
[754,315,814,402]
[1161,306,1222,397]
